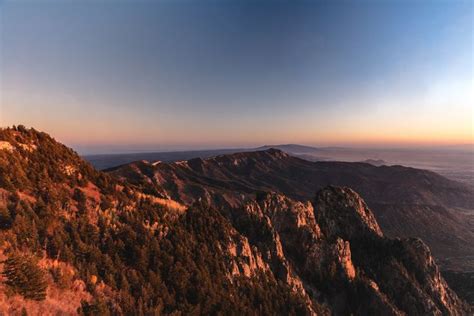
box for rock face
[227,187,470,315]
[315,186,383,239]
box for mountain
[360,159,386,166]
[84,143,474,189]
[256,144,322,154]
[109,149,474,266]
[84,144,323,171]
[0,126,471,314]
[85,148,246,171]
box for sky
[0,0,472,154]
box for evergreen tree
[2,254,48,301]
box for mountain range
[0,126,472,315]
[85,143,474,188]
[109,149,474,267]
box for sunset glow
[1,0,472,154]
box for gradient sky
[0,0,472,154]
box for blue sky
[1,0,472,154]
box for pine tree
[2,254,48,301]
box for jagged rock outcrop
[225,187,470,315]
[315,186,383,239]
[226,229,269,278]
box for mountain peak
[214,147,288,159]
[315,186,384,239]
[260,147,289,158]
[0,126,126,204]
[257,144,320,154]
[196,148,290,170]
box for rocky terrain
[109,148,474,268]
[0,126,472,315]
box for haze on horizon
[0,0,472,155]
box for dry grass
[0,141,14,153]
[135,192,187,213]
[78,182,101,204]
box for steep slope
[0,127,471,315]
[110,148,474,271]
[0,127,320,314]
[231,187,469,315]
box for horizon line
[78,142,474,157]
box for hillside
[110,148,474,268]
[0,126,471,315]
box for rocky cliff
[109,147,474,274]
[227,187,469,315]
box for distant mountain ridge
[361,159,386,166]
[84,143,474,188]
[256,144,323,153]
[110,148,474,270]
[84,144,325,170]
